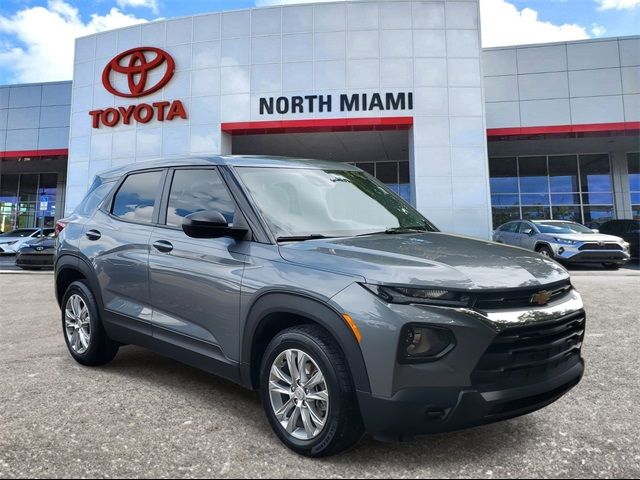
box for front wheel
[536,245,554,258]
[260,325,364,457]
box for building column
[611,151,632,220]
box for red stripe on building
[487,122,640,137]
[221,117,414,135]
[0,149,69,159]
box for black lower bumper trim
[357,360,584,441]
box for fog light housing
[398,324,455,364]
[558,247,565,254]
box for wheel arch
[55,254,104,310]
[534,241,553,252]
[241,291,371,395]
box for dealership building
[0,0,638,238]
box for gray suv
[55,156,585,457]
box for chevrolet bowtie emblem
[531,290,553,306]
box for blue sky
[0,0,638,85]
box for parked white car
[493,220,630,269]
[0,228,55,255]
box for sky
[0,0,638,85]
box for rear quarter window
[74,180,116,216]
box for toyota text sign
[89,47,188,128]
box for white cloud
[480,0,589,47]
[257,0,593,48]
[596,0,640,10]
[591,23,607,37]
[0,0,151,83]
[116,0,159,14]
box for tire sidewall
[260,331,346,457]
[61,281,103,364]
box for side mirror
[182,210,248,240]
[523,228,534,236]
[592,229,599,233]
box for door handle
[153,240,174,253]
[85,230,101,241]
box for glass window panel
[386,184,400,195]
[376,162,399,184]
[552,206,582,223]
[491,194,520,206]
[633,206,640,220]
[112,171,163,224]
[579,154,611,193]
[521,194,550,205]
[398,184,411,203]
[628,152,640,192]
[489,157,518,193]
[356,162,375,176]
[583,205,614,227]
[630,192,640,204]
[398,161,410,184]
[551,193,581,205]
[582,193,613,205]
[492,207,520,227]
[521,205,550,220]
[519,156,548,193]
[19,174,39,202]
[0,174,19,200]
[17,202,37,228]
[166,169,236,227]
[549,155,579,193]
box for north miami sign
[259,92,414,116]
[89,47,188,128]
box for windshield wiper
[277,234,333,242]
[358,226,429,236]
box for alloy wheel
[64,294,91,355]
[268,349,330,441]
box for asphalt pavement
[0,271,638,478]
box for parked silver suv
[55,156,585,457]
[494,219,630,269]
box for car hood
[279,232,569,290]
[550,233,623,242]
[0,236,25,243]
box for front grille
[471,311,585,388]
[472,281,572,311]
[579,242,623,251]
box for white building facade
[0,0,638,238]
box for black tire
[259,325,364,457]
[536,245,554,258]
[603,262,621,270]
[61,280,119,366]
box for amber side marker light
[342,314,362,343]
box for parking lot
[0,269,639,478]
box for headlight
[554,238,578,245]
[362,284,471,307]
[398,324,456,363]
[623,242,630,252]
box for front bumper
[16,252,55,268]
[358,360,584,441]
[550,243,630,264]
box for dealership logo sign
[90,47,187,128]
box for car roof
[94,155,360,182]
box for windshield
[236,167,437,239]
[0,229,36,237]
[536,222,595,234]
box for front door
[148,167,247,363]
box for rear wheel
[61,280,119,366]
[260,325,364,457]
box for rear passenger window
[112,171,163,224]
[165,169,236,227]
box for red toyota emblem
[102,47,175,98]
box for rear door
[517,221,538,249]
[148,167,248,363]
[80,169,165,334]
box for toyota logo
[102,47,175,98]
